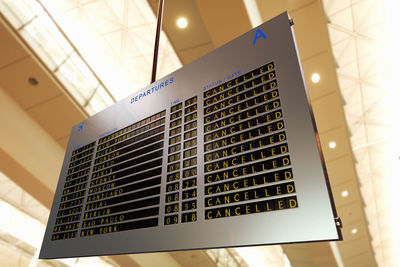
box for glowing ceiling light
[352,228,358,234]
[311,73,320,83]
[341,190,349,197]
[177,17,188,29]
[329,141,336,149]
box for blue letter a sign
[253,29,267,45]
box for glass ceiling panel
[20,9,74,70]
[86,85,116,115]
[1,0,182,114]
[56,52,99,101]
[0,0,116,115]
[0,0,35,28]
[41,0,182,101]
[322,0,400,265]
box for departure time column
[164,102,183,225]
[181,96,198,223]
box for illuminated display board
[40,12,342,259]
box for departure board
[40,12,341,259]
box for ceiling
[322,1,398,266]
[40,0,182,101]
[0,0,396,266]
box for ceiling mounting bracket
[334,217,343,228]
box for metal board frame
[40,12,342,259]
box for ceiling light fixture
[341,190,349,197]
[311,73,320,83]
[28,77,39,86]
[329,141,336,149]
[352,228,358,234]
[177,17,188,29]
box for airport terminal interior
[0,0,399,266]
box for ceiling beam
[0,87,64,195]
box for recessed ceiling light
[328,141,336,149]
[28,77,39,86]
[341,190,349,197]
[177,17,188,29]
[311,73,320,83]
[351,228,358,234]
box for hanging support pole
[151,0,165,83]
